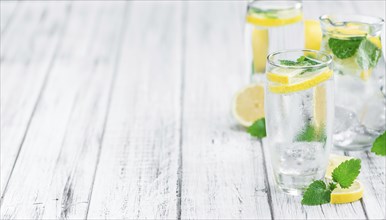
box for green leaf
[328,182,337,191]
[296,123,326,142]
[279,60,298,66]
[332,159,361,188]
[249,8,278,18]
[371,131,386,156]
[247,118,266,138]
[301,180,331,205]
[279,56,322,75]
[328,37,364,59]
[356,39,382,69]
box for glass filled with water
[245,0,303,83]
[319,14,385,150]
[265,50,334,195]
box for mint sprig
[302,158,361,205]
[371,131,386,156]
[279,56,322,74]
[247,118,266,138]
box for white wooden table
[1,1,385,219]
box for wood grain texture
[262,139,367,220]
[1,1,71,198]
[87,2,183,219]
[0,0,20,34]
[180,2,272,219]
[1,2,127,219]
[0,1,385,219]
[348,151,386,220]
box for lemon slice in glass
[268,67,333,94]
[246,11,303,27]
[232,84,265,127]
[267,68,304,84]
[305,20,322,50]
[331,180,364,204]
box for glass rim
[267,49,333,69]
[319,14,384,27]
[247,0,302,11]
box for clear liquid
[265,80,334,194]
[245,22,303,83]
[321,33,386,150]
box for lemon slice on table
[330,180,364,204]
[268,68,333,94]
[232,84,265,127]
[304,20,322,50]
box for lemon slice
[305,20,322,50]
[313,84,326,128]
[232,84,265,127]
[325,154,353,179]
[369,36,382,49]
[246,13,303,27]
[267,68,304,84]
[331,180,364,204]
[268,68,333,94]
[252,28,269,73]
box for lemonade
[245,1,303,83]
[265,50,334,195]
[320,14,385,150]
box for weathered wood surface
[1,1,385,219]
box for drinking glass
[245,0,303,83]
[320,14,385,150]
[265,50,334,195]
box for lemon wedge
[232,84,265,127]
[268,68,333,94]
[331,180,364,204]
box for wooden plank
[180,2,272,219]
[0,2,127,219]
[1,1,71,198]
[0,0,20,34]
[348,151,386,219]
[262,139,366,219]
[86,2,183,219]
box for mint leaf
[371,131,386,156]
[249,8,278,19]
[296,123,326,142]
[279,56,320,67]
[356,39,382,70]
[328,37,364,59]
[332,159,361,188]
[247,118,266,138]
[301,180,331,205]
[279,60,298,66]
